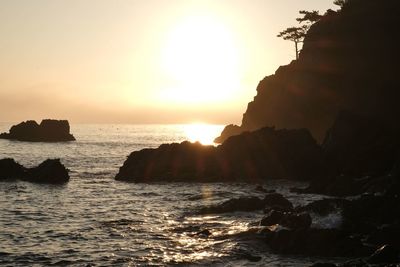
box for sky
[0,0,336,124]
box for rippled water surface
[1,123,333,266]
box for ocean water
[0,123,337,266]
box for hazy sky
[0,0,336,124]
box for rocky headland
[0,119,75,142]
[215,0,400,144]
[114,0,400,265]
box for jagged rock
[0,158,69,184]
[116,127,326,182]
[0,158,25,180]
[0,119,75,142]
[216,0,400,143]
[260,210,311,230]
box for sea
[0,123,342,266]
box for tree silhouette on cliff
[277,25,309,60]
[278,10,322,59]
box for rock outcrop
[0,119,75,142]
[0,158,69,184]
[215,0,400,143]
[115,127,326,182]
[292,111,400,197]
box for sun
[161,14,242,104]
[183,123,224,145]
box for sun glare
[161,14,242,104]
[183,123,223,145]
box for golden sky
[0,0,335,124]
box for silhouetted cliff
[216,0,400,143]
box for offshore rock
[25,159,70,184]
[0,158,69,184]
[0,119,75,142]
[0,158,25,180]
[116,127,326,182]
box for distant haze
[0,0,335,124]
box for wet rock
[260,210,311,230]
[198,196,265,214]
[0,120,75,142]
[25,159,69,184]
[0,158,25,180]
[263,193,293,211]
[195,229,211,238]
[367,245,399,264]
[116,127,326,182]
[265,228,372,257]
[296,198,349,216]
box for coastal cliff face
[217,0,400,143]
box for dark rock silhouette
[197,193,293,215]
[0,119,75,142]
[198,196,265,214]
[0,158,25,180]
[215,0,400,143]
[263,193,293,212]
[0,158,69,184]
[213,124,241,144]
[260,210,312,230]
[116,127,326,182]
[322,111,399,177]
[292,110,400,196]
[264,228,372,257]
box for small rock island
[0,158,70,184]
[0,119,75,142]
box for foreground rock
[264,228,372,257]
[0,158,69,184]
[116,127,326,182]
[0,120,75,142]
[292,111,400,197]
